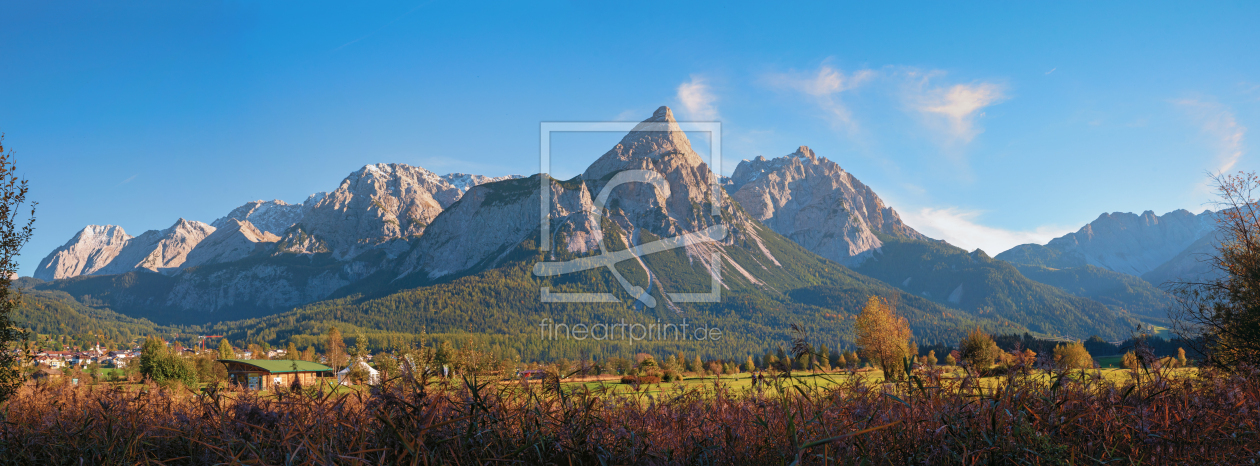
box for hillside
[853,237,1138,340]
[9,278,172,348]
[1011,263,1174,320]
[996,209,1216,281]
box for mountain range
[19,106,1219,357]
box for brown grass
[2,365,1258,465]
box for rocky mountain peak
[575,106,726,242]
[583,106,706,183]
[728,146,927,266]
[275,163,522,260]
[999,209,1218,277]
[182,219,280,269]
[33,225,133,280]
[94,218,215,275]
[792,146,818,162]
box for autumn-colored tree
[744,356,756,372]
[248,343,266,360]
[286,342,298,360]
[1054,341,1094,370]
[926,350,938,366]
[1177,347,1188,368]
[325,326,348,373]
[1122,351,1140,370]
[958,328,1001,370]
[944,353,957,366]
[1170,172,1260,369]
[218,340,235,360]
[855,296,913,380]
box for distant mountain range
[22,106,1218,355]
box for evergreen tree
[828,347,842,368]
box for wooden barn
[218,359,333,391]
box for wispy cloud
[900,207,1072,255]
[116,174,138,186]
[676,75,720,121]
[766,65,876,130]
[1176,98,1246,174]
[909,80,1007,144]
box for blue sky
[4,1,1258,277]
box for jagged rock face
[277,164,450,259]
[998,209,1217,277]
[97,219,216,274]
[276,164,521,260]
[728,146,927,266]
[33,225,132,280]
[435,173,523,207]
[182,219,280,269]
[36,219,215,279]
[211,200,304,236]
[398,175,600,279]
[582,106,719,239]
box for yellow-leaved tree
[855,295,913,381]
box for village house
[218,359,334,391]
[35,356,65,369]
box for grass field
[5,364,1252,464]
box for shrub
[1122,351,1139,370]
[5,357,1259,464]
[959,328,1001,370]
[620,375,661,384]
[662,370,681,382]
[140,336,197,387]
